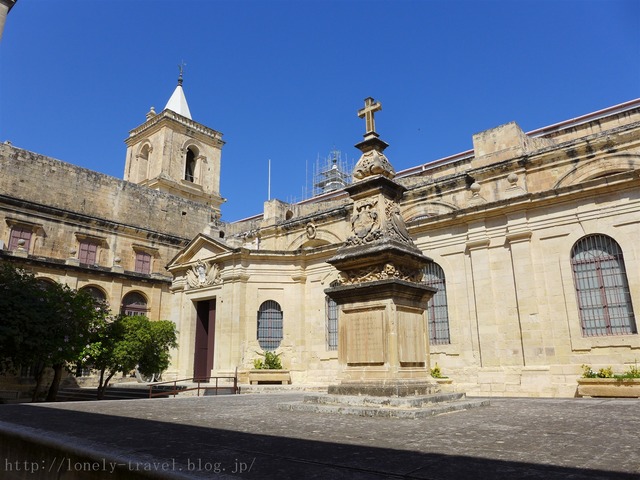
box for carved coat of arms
[186,260,222,288]
[351,199,379,241]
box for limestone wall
[0,144,211,240]
[413,176,640,397]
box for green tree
[43,285,109,401]
[0,263,47,383]
[0,263,107,401]
[81,315,177,400]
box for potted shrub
[577,363,640,398]
[248,351,291,385]
[431,362,453,388]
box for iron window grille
[424,262,451,345]
[325,295,339,351]
[571,234,637,337]
[257,300,283,351]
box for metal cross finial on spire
[178,60,187,86]
[358,97,382,134]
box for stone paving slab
[0,394,639,479]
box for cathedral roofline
[396,98,640,179]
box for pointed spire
[164,62,192,119]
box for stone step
[55,387,172,402]
[239,384,329,394]
[302,391,466,409]
[279,397,490,419]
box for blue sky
[1,0,638,222]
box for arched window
[184,147,196,182]
[424,262,450,345]
[325,282,339,351]
[121,291,148,316]
[257,300,283,351]
[137,144,150,180]
[571,234,637,337]
[35,277,57,290]
[80,285,107,306]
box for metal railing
[148,370,239,398]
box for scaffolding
[310,149,353,198]
[285,150,354,205]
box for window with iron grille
[78,240,98,265]
[257,300,283,351]
[571,234,637,337]
[326,294,339,351]
[121,291,148,316]
[135,251,152,274]
[8,226,32,251]
[424,262,450,345]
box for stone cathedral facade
[2,83,639,397]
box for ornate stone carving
[346,199,382,246]
[186,259,222,288]
[352,150,395,181]
[384,198,412,243]
[337,262,423,285]
[305,222,316,239]
[352,98,396,181]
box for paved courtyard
[0,393,639,479]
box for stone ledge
[248,370,291,385]
[328,380,439,397]
[577,378,640,398]
[279,395,489,419]
[303,392,464,408]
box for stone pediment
[167,233,234,269]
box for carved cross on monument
[358,97,382,134]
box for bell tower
[124,66,225,216]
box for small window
[185,148,196,182]
[121,291,148,316]
[424,262,451,345]
[134,251,152,274]
[257,300,283,351]
[8,226,32,251]
[78,240,99,265]
[571,234,637,337]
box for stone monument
[280,98,488,417]
[325,97,438,396]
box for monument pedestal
[325,278,437,395]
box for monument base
[278,391,489,419]
[328,379,440,397]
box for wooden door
[193,299,216,382]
